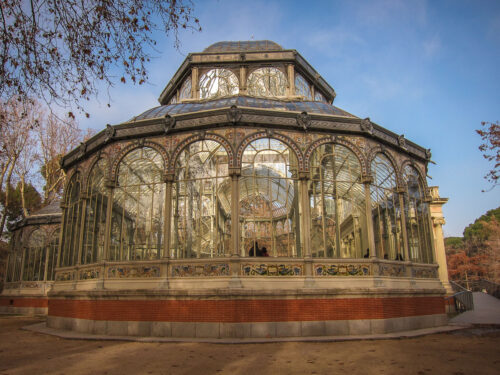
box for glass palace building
[1,41,451,338]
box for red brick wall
[48,296,445,322]
[0,297,48,308]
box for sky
[75,0,500,237]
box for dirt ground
[0,316,499,375]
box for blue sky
[76,0,500,237]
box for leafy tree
[0,182,42,227]
[0,0,201,117]
[477,121,499,190]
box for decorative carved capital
[163,114,176,134]
[360,117,373,134]
[227,105,242,124]
[361,175,373,184]
[265,128,274,138]
[228,167,241,177]
[432,217,446,226]
[297,111,311,131]
[298,171,310,180]
[135,138,146,147]
[197,130,206,140]
[163,172,175,183]
[104,124,115,143]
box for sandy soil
[0,316,499,375]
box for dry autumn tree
[0,0,201,117]
[477,121,499,191]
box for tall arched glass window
[371,154,403,260]
[199,69,239,99]
[61,172,82,267]
[46,228,60,281]
[23,229,46,281]
[81,158,108,264]
[403,165,433,263]
[240,138,300,257]
[110,147,165,261]
[309,144,367,258]
[171,140,230,258]
[295,73,312,99]
[247,67,287,97]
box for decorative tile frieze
[22,281,41,288]
[379,263,406,277]
[107,265,160,278]
[79,268,100,280]
[314,263,371,277]
[171,263,230,277]
[411,266,438,279]
[241,263,303,276]
[56,271,74,281]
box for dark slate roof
[30,201,61,217]
[203,40,283,53]
[130,96,356,122]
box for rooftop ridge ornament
[104,124,115,143]
[360,117,373,134]
[398,134,407,149]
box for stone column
[287,64,295,97]
[163,173,174,259]
[428,186,453,294]
[239,65,248,95]
[191,67,199,99]
[76,193,88,267]
[229,168,241,256]
[228,167,242,287]
[396,187,410,262]
[362,176,377,258]
[298,172,314,285]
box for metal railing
[448,280,474,313]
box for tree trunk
[0,158,16,238]
[20,175,28,217]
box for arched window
[295,73,312,99]
[61,172,82,267]
[171,140,230,258]
[179,76,192,100]
[240,138,300,257]
[199,69,239,99]
[23,229,46,281]
[81,158,108,264]
[403,165,433,263]
[371,154,403,260]
[110,147,165,261]
[46,228,60,281]
[247,67,287,97]
[314,91,326,102]
[309,144,367,258]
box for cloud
[422,34,441,58]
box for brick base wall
[0,297,48,308]
[48,296,445,323]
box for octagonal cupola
[158,40,336,105]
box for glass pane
[179,76,192,100]
[61,173,81,267]
[111,147,165,261]
[309,144,367,258]
[199,69,239,99]
[240,138,300,257]
[82,158,108,264]
[403,165,433,263]
[371,154,404,260]
[314,91,326,102]
[247,68,287,97]
[295,74,311,99]
[171,140,231,258]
